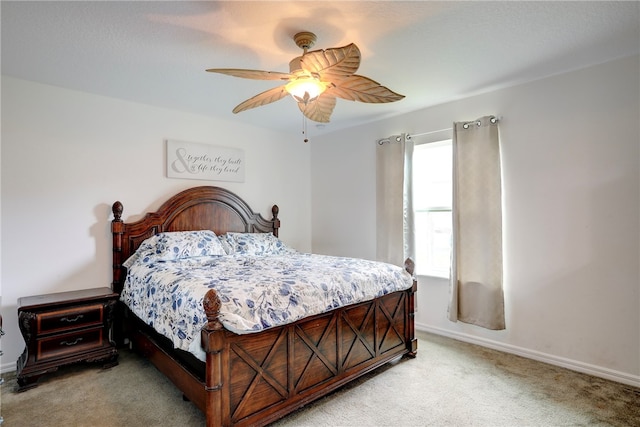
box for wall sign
[166,139,245,182]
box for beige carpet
[2,331,638,426]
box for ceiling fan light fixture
[285,76,326,104]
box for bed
[111,186,417,427]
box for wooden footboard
[197,274,417,427]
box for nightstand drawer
[37,303,104,335]
[37,328,104,361]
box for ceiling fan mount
[206,30,404,124]
[293,31,317,51]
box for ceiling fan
[206,32,405,124]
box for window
[413,139,452,278]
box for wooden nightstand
[16,287,119,391]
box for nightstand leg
[16,374,42,392]
[101,354,119,369]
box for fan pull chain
[302,114,309,143]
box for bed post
[111,201,125,295]
[404,258,418,357]
[111,202,127,347]
[271,205,280,237]
[201,289,227,427]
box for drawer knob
[60,314,84,323]
[60,337,83,346]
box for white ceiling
[2,1,639,136]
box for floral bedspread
[120,253,413,359]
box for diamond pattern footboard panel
[225,290,411,425]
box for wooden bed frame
[111,186,417,427]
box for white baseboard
[1,360,15,375]
[416,322,640,388]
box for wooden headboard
[111,186,280,295]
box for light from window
[413,140,452,278]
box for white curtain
[448,116,505,330]
[376,134,415,268]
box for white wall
[310,55,640,386]
[0,77,312,371]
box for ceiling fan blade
[206,68,292,81]
[300,43,361,82]
[328,75,405,103]
[232,85,289,113]
[298,94,337,123]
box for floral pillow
[124,230,227,267]
[217,234,235,255]
[219,232,295,256]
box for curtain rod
[376,127,452,145]
[410,116,501,137]
[377,116,501,145]
[407,127,453,139]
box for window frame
[411,134,453,279]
